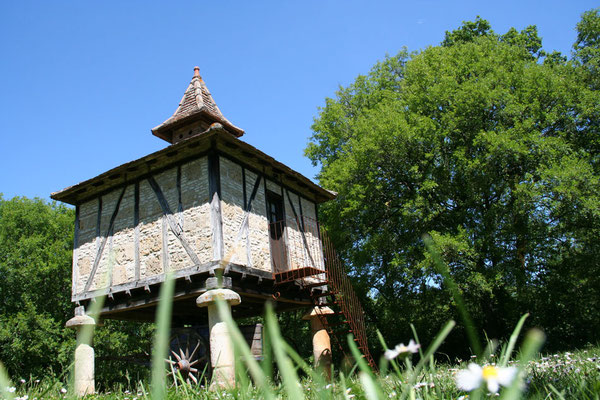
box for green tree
[441,16,493,47]
[306,14,600,354]
[0,196,153,385]
[0,196,74,377]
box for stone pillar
[303,306,335,380]
[65,306,96,397]
[196,287,241,388]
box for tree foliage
[306,11,600,354]
[0,196,152,385]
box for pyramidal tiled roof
[152,67,244,142]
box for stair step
[311,291,337,299]
[317,305,344,314]
[304,281,329,289]
[327,320,349,327]
[273,267,326,284]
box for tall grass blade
[376,330,390,375]
[0,361,15,400]
[264,302,303,400]
[150,269,176,400]
[348,334,384,399]
[281,341,328,400]
[359,371,380,400]
[500,313,529,367]
[261,320,273,385]
[547,383,567,400]
[347,334,374,377]
[500,328,545,400]
[400,320,456,400]
[409,323,425,359]
[215,298,274,400]
[424,235,482,356]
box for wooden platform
[273,267,326,284]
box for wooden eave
[51,124,335,206]
[151,108,244,143]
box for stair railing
[270,216,376,369]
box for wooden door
[266,191,287,272]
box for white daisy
[456,363,517,393]
[7,387,16,393]
[384,339,421,360]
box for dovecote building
[52,67,373,394]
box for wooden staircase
[272,218,377,370]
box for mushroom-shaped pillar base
[66,308,96,397]
[196,289,241,389]
[303,306,335,380]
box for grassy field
[3,345,600,399]
[2,306,599,400]
[1,257,598,399]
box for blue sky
[0,1,596,202]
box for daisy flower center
[482,365,498,380]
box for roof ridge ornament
[151,66,244,143]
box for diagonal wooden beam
[84,186,127,292]
[146,175,202,267]
[244,174,263,265]
[246,175,262,212]
[286,189,317,268]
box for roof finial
[193,66,200,78]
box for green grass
[3,243,599,399]
[3,300,600,400]
[4,343,600,399]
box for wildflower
[16,396,28,400]
[19,379,25,384]
[384,339,420,360]
[456,363,517,393]
[60,388,67,394]
[325,384,332,389]
[34,380,40,384]
[7,387,16,393]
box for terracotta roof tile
[152,67,244,142]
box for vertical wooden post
[134,182,140,282]
[209,152,223,262]
[72,206,80,296]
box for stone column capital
[302,306,335,320]
[66,314,96,329]
[196,288,241,308]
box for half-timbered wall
[74,157,211,298]
[72,153,321,300]
[283,186,324,271]
[220,156,271,271]
[218,156,321,273]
